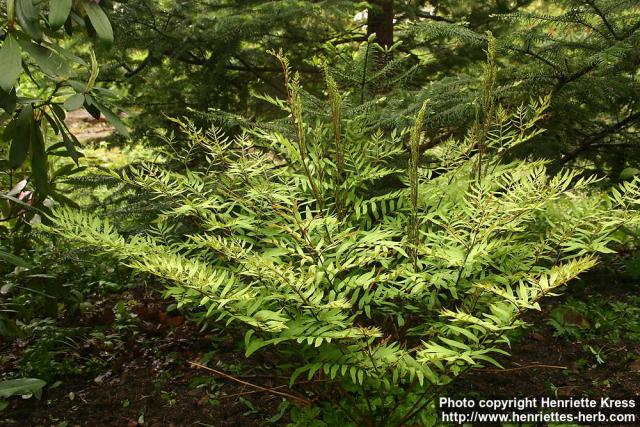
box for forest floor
[1,269,639,426]
[65,110,116,143]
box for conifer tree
[101,1,537,129]
[401,1,640,174]
[103,0,359,128]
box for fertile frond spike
[324,63,346,218]
[408,101,428,269]
[483,31,497,122]
[473,30,499,180]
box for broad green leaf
[43,111,60,134]
[18,39,72,78]
[0,88,17,114]
[9,105,33,168]
[63,93,84,111]
[0,36,22,92]
[92,86,118,98]
[51,163,82,180]
[93,100,129,138]
[50,103,66,122]
[7,0,15,24]
[59,126,81,165]
[46,42,88,67]
[245,338,271,357]
[64,12,73,35]
[67,80,86,92]
[472,354,504,369]
[0,194,41,212]
[49,0,72,29]
[289,367,306,387]
[30,123,49,195]
[49,104,81,164]
[83,96,101,119]
[0,249,33,269]
[620,167,640,181]
[439,336,470,351]
[0,378,46,399]
[16,0,42,41]
[350,366,357,384]
[48,189,79,208]
[83,2,113,44]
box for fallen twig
[476,363,567,373]
[187,360,311,406]
[221,384,288,399]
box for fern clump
[42,48,640,425]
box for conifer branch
[584,0,620,40]
[559,111,640,164]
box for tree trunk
[367,0,394,48]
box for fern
[41,48,640,425]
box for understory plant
[42,42,640,426]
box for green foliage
[42,45,640,423]
[102,0,539,121]
[0,0,127,208]
[15,319,88,381]
[0,376,46,412]
[104,0,360,129]
[548,295,640,342]
[0,0,128,320]
[0,377,45,398]
[402,1,640,174]
[0,227,130,349]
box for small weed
[584,345,606,365]
[547,296,640,342]
[160,390,177,407]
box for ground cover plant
[42,43,640,425]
